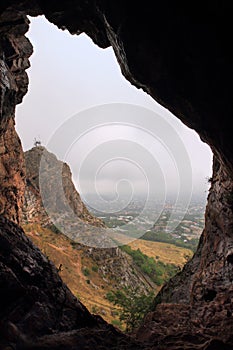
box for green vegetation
[111,319,123,329]
[47,223,61,234]
[92,265,98,272]
[82,267,90,276]
[92,305,99,314]
[103,214,137,228]
[106,287,154,332]
[142,230,199,252]
[121,245,179,286]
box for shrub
[120,245,178,286]
[111,319,123,329]
[82,267,90,276]
[92,265,98,273]
[92,305,98,313]
[106,287,154,333]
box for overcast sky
[16,16,213,206]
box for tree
[106,287,154,333]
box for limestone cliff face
[22,146,104,228]
[1,1,233,349]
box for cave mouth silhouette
[1,3,233,348]
[15,15,214,328]
[16,15,212,247]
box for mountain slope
[23,223,125,325]
[128,239,193,267]
[21,146,156,326]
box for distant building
[34,138,41,147]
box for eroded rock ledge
[1,1,233,349]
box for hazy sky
[16,16,213,205]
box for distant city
[85,194,206,252]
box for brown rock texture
[22,146,105,228]
[0,1,233,349]
[0,7,31,223]
[0,117,25,223]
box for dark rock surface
[0,216,94,343]
[0,216,147,350]
[1,1,233,349]
[0,2,32,223]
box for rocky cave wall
[1,1,233,349]
[0,7,32,222]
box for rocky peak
[22,146,105,229]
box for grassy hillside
[23,224,122,326]
[128,239,193,266]
[23,224,193,329]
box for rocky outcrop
[1,1,233,349]
[22,146,104,228]
[83,245,155,293]
[0,5,32,224]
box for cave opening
[1,3,233,348]
[16,15,213,217]
[14,15,214,328]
